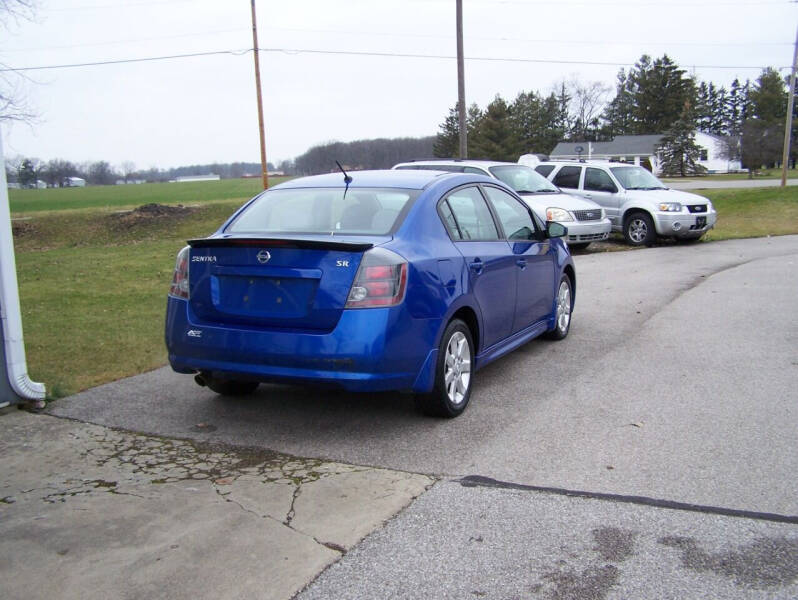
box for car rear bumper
[165,298,440,393]
[655,211,717,237]
[563,218,612,243]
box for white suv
[393,159,611,249]
[535,160,717,246]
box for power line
[0,46,784,74]
[0,49,250,72]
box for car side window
[443,187,500,241]
[482,186,535,241]
[535,164,555,177]
[584,168,618,193]
[438,200,462,240]
[552,166,582,189]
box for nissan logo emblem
[257,250,271,264]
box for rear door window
[442,186,500,241]
[535,164,555,177]
[552,166,582,189]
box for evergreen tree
[657,106,707,176]
[511,90,563,154]
[600,68,636,137]
[628,54,696,134]
[554,82,572,139]
[469,96,520,161]
[696,81,711,132]
[433,106,460,158]
[725,78,750,135]
[713,86,729,135]
[748,67,787,124]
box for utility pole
[781,23,798,187]
[251,0,269,190]
[456,0,467,158]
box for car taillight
[346,248,407,309]
[169,246,190,300]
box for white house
[65,177,86,187]
[548,133,742,175]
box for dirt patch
[109,203,196,231]
[11,220,37,238]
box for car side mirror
[603,183,618,193]
[547,222,567,238]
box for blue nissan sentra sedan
[165,169,575,417]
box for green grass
[700,185,798,241]
[9,182,798,399]
[8,177,291,214]
[15,203,240,397]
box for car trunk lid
[187,236,384,331]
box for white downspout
[0,128,46,403]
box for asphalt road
[49,235,798,598]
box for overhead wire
[0,46,784,74]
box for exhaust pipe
[194,373,207,387]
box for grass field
[8,181,798,400]
[8,177,291,214]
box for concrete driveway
[3,235,797,599]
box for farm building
[65,177,86,187]
[171,174,221,183]
[549,133,742,174]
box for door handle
[468,259,484,274]
[516,258,527,269]
[584,193,593,198]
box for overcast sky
[1,0,795,170]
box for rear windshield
[488,165,559,193]
[226,187,417,235]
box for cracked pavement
[0,411,432,600]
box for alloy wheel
[443,331,471,406]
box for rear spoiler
[187,237,374,252]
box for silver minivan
[393,159,611,249]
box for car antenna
[335,160,352,199]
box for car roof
[394,159,527,170]
[538,160,638,169]
[271,169,455,191]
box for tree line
[5,158,280,188]
[434,54,795,175]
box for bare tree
[553,76,612,140]
[1,1,38,122]
[120,161,137,183]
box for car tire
[623,212,656,246]
[204,376,259,397]
[415,319,474,418]
[544,274,573,341]
[567,242,590,251]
